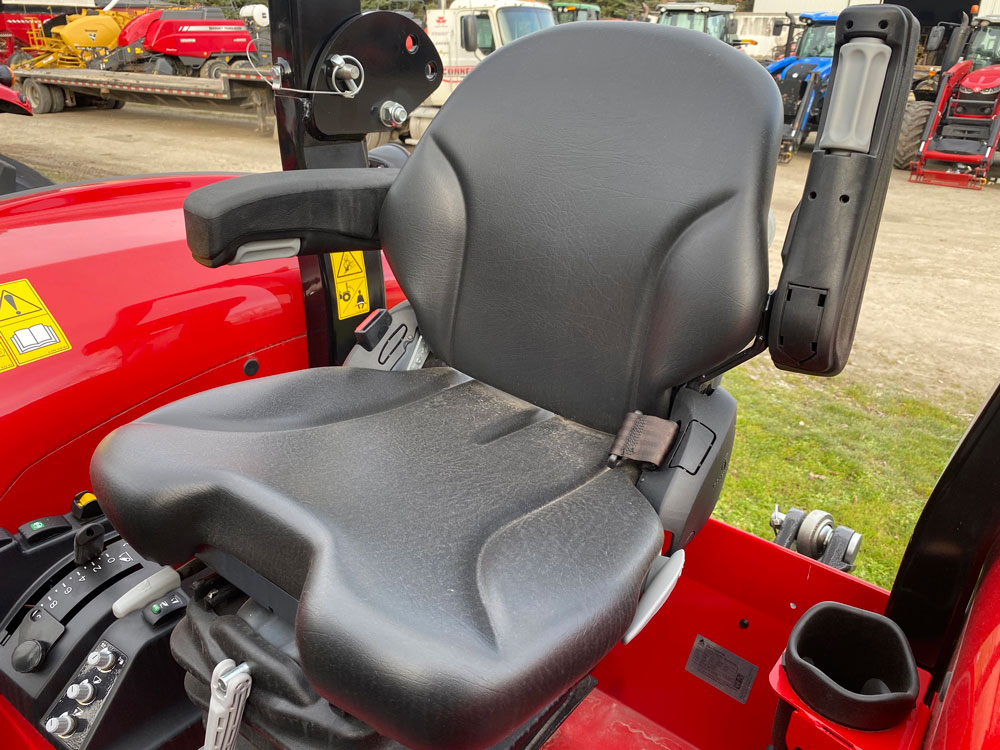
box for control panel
[43,640,126,749]
[40,540,139,623]
[0,496,202,748]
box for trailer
[11,64,275,132]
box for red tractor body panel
[0,175,402,530]
[0,78,31,113]
[140,14,255,58]
[115,9,159,48]
[961,63,1000,93]
[923,545,1000,750]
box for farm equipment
[655,3,739,44]
[0,0,161,66]
[902,14,1000,188]
[3,5,999,750]
[9,3,273,120]
[767,12,837,162]
[388,0,554,144]
[551,2,600,22]
[16,6,263,77]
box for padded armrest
[183,168,398,267]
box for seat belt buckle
[608,411,679,469]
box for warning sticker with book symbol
[0,279,71,370]
[330,251,370,321]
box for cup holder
[784,602,919,731]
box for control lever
[111,565,181,618]
[73,522,105,565]
[203,660,252,750]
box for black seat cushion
[92,367,663,749]
[381,22,781,434]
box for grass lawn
[716,358,969,590]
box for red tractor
[897,13,1000,188]
[0,0,166,67]
[0,5,997,750]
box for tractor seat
[94,365,663,748]
[92,22,781,750]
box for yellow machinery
[20,11,133,69]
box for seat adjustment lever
[621,550,685,644]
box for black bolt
[739,619,750,629]
[243,359,260,377]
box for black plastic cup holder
[784,602,919,731]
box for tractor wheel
[8,50,31,68]
[22,79,52,114]
[200,58,228,79]
[893,100,933,170]
[109,98,125,109]
[48,86,65,113]
[365,131,392,150]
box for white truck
[390,0,554,143]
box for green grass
[716,359,967,590]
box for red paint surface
[119,11,257,56]
[0,174,403,531]
[771,662,932,750]
[592,519,888,749]
[544,689,696,750]
[0,12,53,63]
[0,79,31,115]
[0,694,48,749]
[0,175,309,530]
[962,64,1000,94]
[923,548,1000,750]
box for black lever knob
[12,639,47,673]
[73,522,105,566]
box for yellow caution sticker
[331,251,370,320]
[0,341,14,374]
[0,279,71,369]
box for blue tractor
[767,12,838,162]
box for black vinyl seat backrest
[381,23,782,434]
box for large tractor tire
[893,100,934,170]
[48,86,65,113]
[22,79,52,114]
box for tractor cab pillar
[266,0,441,365]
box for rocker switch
[18,515,70,544]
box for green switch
[151,604,161,615]
[29,521,44,531]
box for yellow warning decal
[0,279,71,369]
[0,341,14,373]
[331,251,370,321]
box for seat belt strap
[608,412,679,469]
